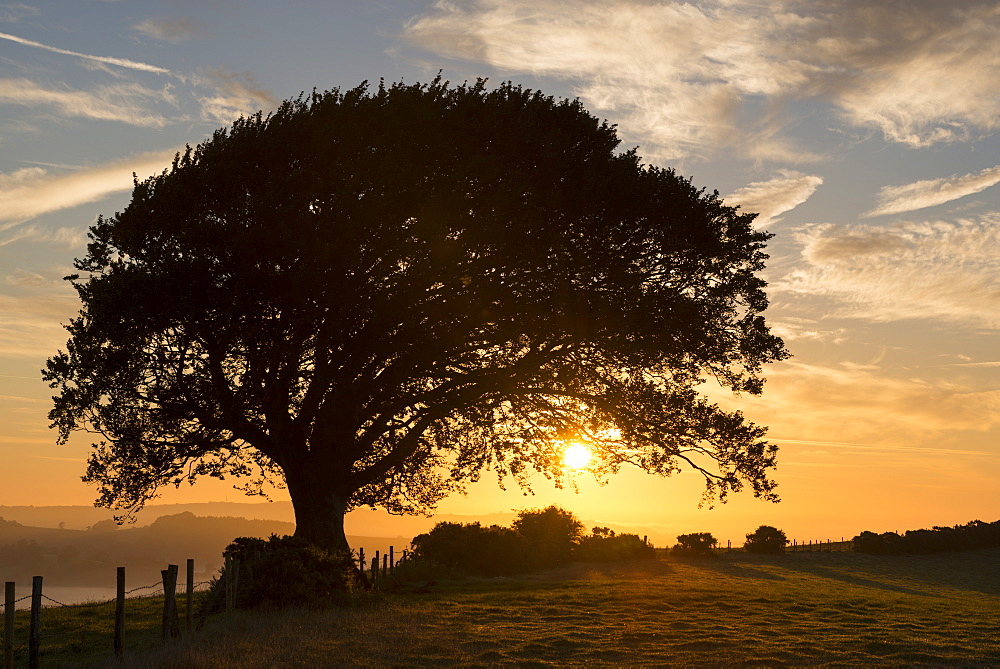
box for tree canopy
[45,77,787,554]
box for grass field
[8,547,998,666]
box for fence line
[1,561,215,668]
[713,538,855,553]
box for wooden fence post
[224,556,241,613]
[370,556,378,585]
[224,555,232,613]
[186,559,194,631]
[358,548,365,576]
[29,576,41,669]
[3,581,14,669]
[389,546,395,575]
[114,567,125,657]
[161,565,180,640]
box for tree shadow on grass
[666,556,788,581]
[700,549,1000,598]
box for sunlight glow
[563,442,592,470]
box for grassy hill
[58,546,997,666]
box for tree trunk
[283,462,352,556]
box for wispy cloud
[0,148,180,224]
[772,438,991,458]
[194,68,276,125]
[0,224,87,249]
[0,30,171,74]
[404,0,1000,162]
[0,4,38,22]
[777,213,1000,328]
[132,17,198,42]
[726,171,823,226]
[0,78,175,127]
[766,317,846,344]
[0,282,78,358]
[712,358,1000,450]
[865,165,1000,217]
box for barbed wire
[1,572,218,664]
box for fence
[714,538,855,553]
[356,545,408,586]
[2,559,216,669]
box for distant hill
[0,512,410,589]
[0,501,297,530]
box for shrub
[200,535,357,612]
[512,505,585,568]
[854,520,1000,555]
[744,525,788,554]
[672,532,717,557]
[575,532,655,562]
[411,522,530,576]
[852,530,904,555]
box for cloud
[776,213,1000,328]
[403,0,1000,161]
[0,282,78,358]
[195,68,276,125]
[725,171,823,226]
[0,224,87,249]
[0,4,38,22]
[0,30,170,74]
[0,78,176,127]
[766,317,846,344]
[712,358,1000,450]
[132,17,198,42]
[0,148,180,224]
[864,165,1000,217]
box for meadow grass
[3,591,211,667]
[14,547,999,666]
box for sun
[563,442,592,470]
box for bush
[575,532,655,562]
[410,507,660,575]
[672,532,717,557]
[744,525,788,554]
[852,531,904,555]
[411,522,530,576]
[200,535,358,612]
[853,520,1000,555]
[512,506,585,568]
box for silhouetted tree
[743,525,787,553]
[411,521,530,575]
[672,532,718,556]
[45,77,787,555]
[512,505,585,567]
[576,530,654,562]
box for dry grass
[83,547,1000,666]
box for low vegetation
[409,506,654,576]
[853,519,1000,555]
[92,546,1000,667]
[671,532,718,556]
[744,525,789,554]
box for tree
[743,525,787,553]
[512,505,585,567]
[672,532,718,556]
[45,77,787,556]
[411,521,530,575]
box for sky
[0,0,997,545]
